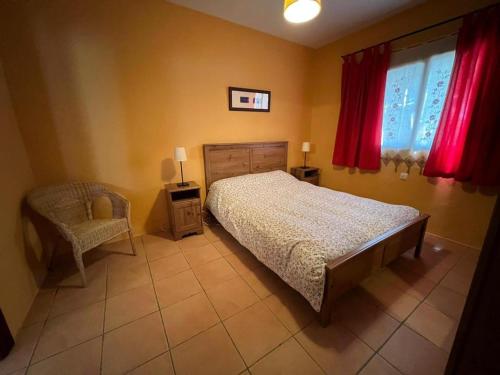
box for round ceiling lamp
[284,0,322,24]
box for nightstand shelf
[165,181,203,240]
[291,166,320,186]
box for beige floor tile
[128,353,174,375]
[105,284,158,332]
[0,322,43,375]
[182,243,222,267]
[26,337,101,375]
[224,301,290,365]
[161,293,220,347]
[425,285,466,320]
[5,369,26,375]
[333,289,398,350]
[225,252,262,275]
[212,238,245,257]
[192,258,238,290]
[458,249,480,264]
[377,268,435,301]
[453,256,477,279]
[359,354,401,375]
[32,302,105,363]
[107,262,152,298]
[295,321,373,374]
[106,251,147,271]
[392,246,459,283]
[360,275,420,321]
[178,234,210,250]
[23,290,56,327]
[155,270,202,308]
[206,277,259,320]
[424,236,477,256]
[142,232,171,242]
[380,325,448,375]
[405,302,457,352]
[250,337,323,375]
[143,235,181,262]
[263,288,315,334]
[240,266,287,299]
[102,312,168,375]
[172,323,245,375]
[101,239,147,270]
[49,262,107,318]
[149,253,190,281]
[440,269,472,296]
[203,225,232,243]
[99,236,142,254]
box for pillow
[51,198,92,225]
[91,195,113,219]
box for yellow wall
[0,0,311,234]
[309,0,498,248]
[0,0,496,252]
[0,59,39,336]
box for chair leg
[128,230,137,256]
[73,251,87,287]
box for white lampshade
[284,0,321,24]
[301,142,311,152]
[174,147,187,162]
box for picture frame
[228,87,271,112]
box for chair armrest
[104,191,130,220]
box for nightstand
[291,167,320,186]
[165,181,203,240]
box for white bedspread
[206,170,419,311]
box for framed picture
[228,87,271,112]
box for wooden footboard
[319,213,429,326]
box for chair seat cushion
[69,218,129,252]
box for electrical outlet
[400,172,409,180]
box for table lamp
[301,142,310,168]
[174,147,188,187]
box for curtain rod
[341,3,498,58]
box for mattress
[205,170,419,311]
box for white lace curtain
[381,36,457,170]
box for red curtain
[332,44,390,170]
[424,6,500,185]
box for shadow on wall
[144,190,169,234]
[1,2,69,183]
[20,201,51,288]
[162,158,177,182]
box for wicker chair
[27,182,136,286]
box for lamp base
[177,182,189,187]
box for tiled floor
[0,224,478,375]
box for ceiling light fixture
[284,0,321,24]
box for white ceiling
[168,0,426,48]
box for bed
[203,141,429,326]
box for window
[381,37,456,158]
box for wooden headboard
[203,142,288,190]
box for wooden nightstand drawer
[291,167,320,186]
[302,175,319,185]
[172,199,199,209]
[165,182,203,240]
[173,201,201,233]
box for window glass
[381,40,455,155]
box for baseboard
[425,231,481,253]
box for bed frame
[203,141,429,326]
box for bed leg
[414,218,428,258]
